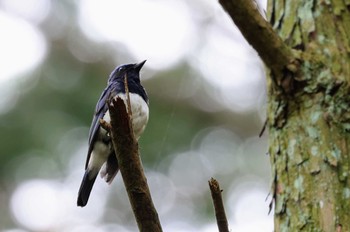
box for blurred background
[0,0,271,231]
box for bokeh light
[228,180,273,231]
[78,0,195,69]
[0,11,47,83]
[0,9,47,114]
[10,180,62,230]
[1,0,51,24]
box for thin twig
[108,89,162,231]
[259,119,268,137]
[124,74,133,120]
[218,0,298,77]
[209,178,230,232]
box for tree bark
[268,1,350,231]
[106,75,163,232]
[219,0,350,231]
[108,97,162,232]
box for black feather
[77,170,98,207]
[105,152,119,183]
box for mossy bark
[268,0,350,231]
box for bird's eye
[118,67,125,71]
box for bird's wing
[84,84,113,169]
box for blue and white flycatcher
[77,60,149,207]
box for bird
[77,60,149,207]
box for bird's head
[108,60,146,83]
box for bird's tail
[77,169,98,207]
[100,152,119,184]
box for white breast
[103,93,149,140]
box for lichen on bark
[268,0,350,231]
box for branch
[209,178,230,232]
[108,97,162,232]
[123,74,133,119]
[219,0,299,77]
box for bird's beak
[134,60,147,72]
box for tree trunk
[268,1,350,231]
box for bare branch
[209,178,230,232]
[108,97,162,231]
[218,0,299,77]
[124,74,133,119]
